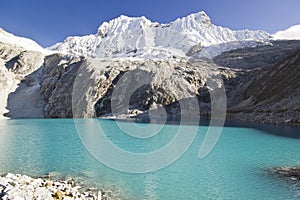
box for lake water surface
[0,119,299,199]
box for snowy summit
[48,11,271,58]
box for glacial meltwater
[0,119,299,199]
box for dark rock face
[33,56,225,120]
[94,70,155,117]
[74,58,225,120]
[40,54,84,118]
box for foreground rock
[0,173,117,200]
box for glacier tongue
[48,11,271,58]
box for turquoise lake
[0,119,299,199]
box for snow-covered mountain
[0,28,45,52]
[1,12,300,124]
[49,11,271,58]
[273,25,300,40]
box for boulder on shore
[272,166,300,181]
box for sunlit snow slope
[273,25,300,40]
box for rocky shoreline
[226,111,300,127]
[0,173,117,200]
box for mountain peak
[97,14,153,38]
[49,12,271,58]
[185,11,211,24]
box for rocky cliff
[35,55,227,121]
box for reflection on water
[143,173,158,200]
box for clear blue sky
[1,0,299,47]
